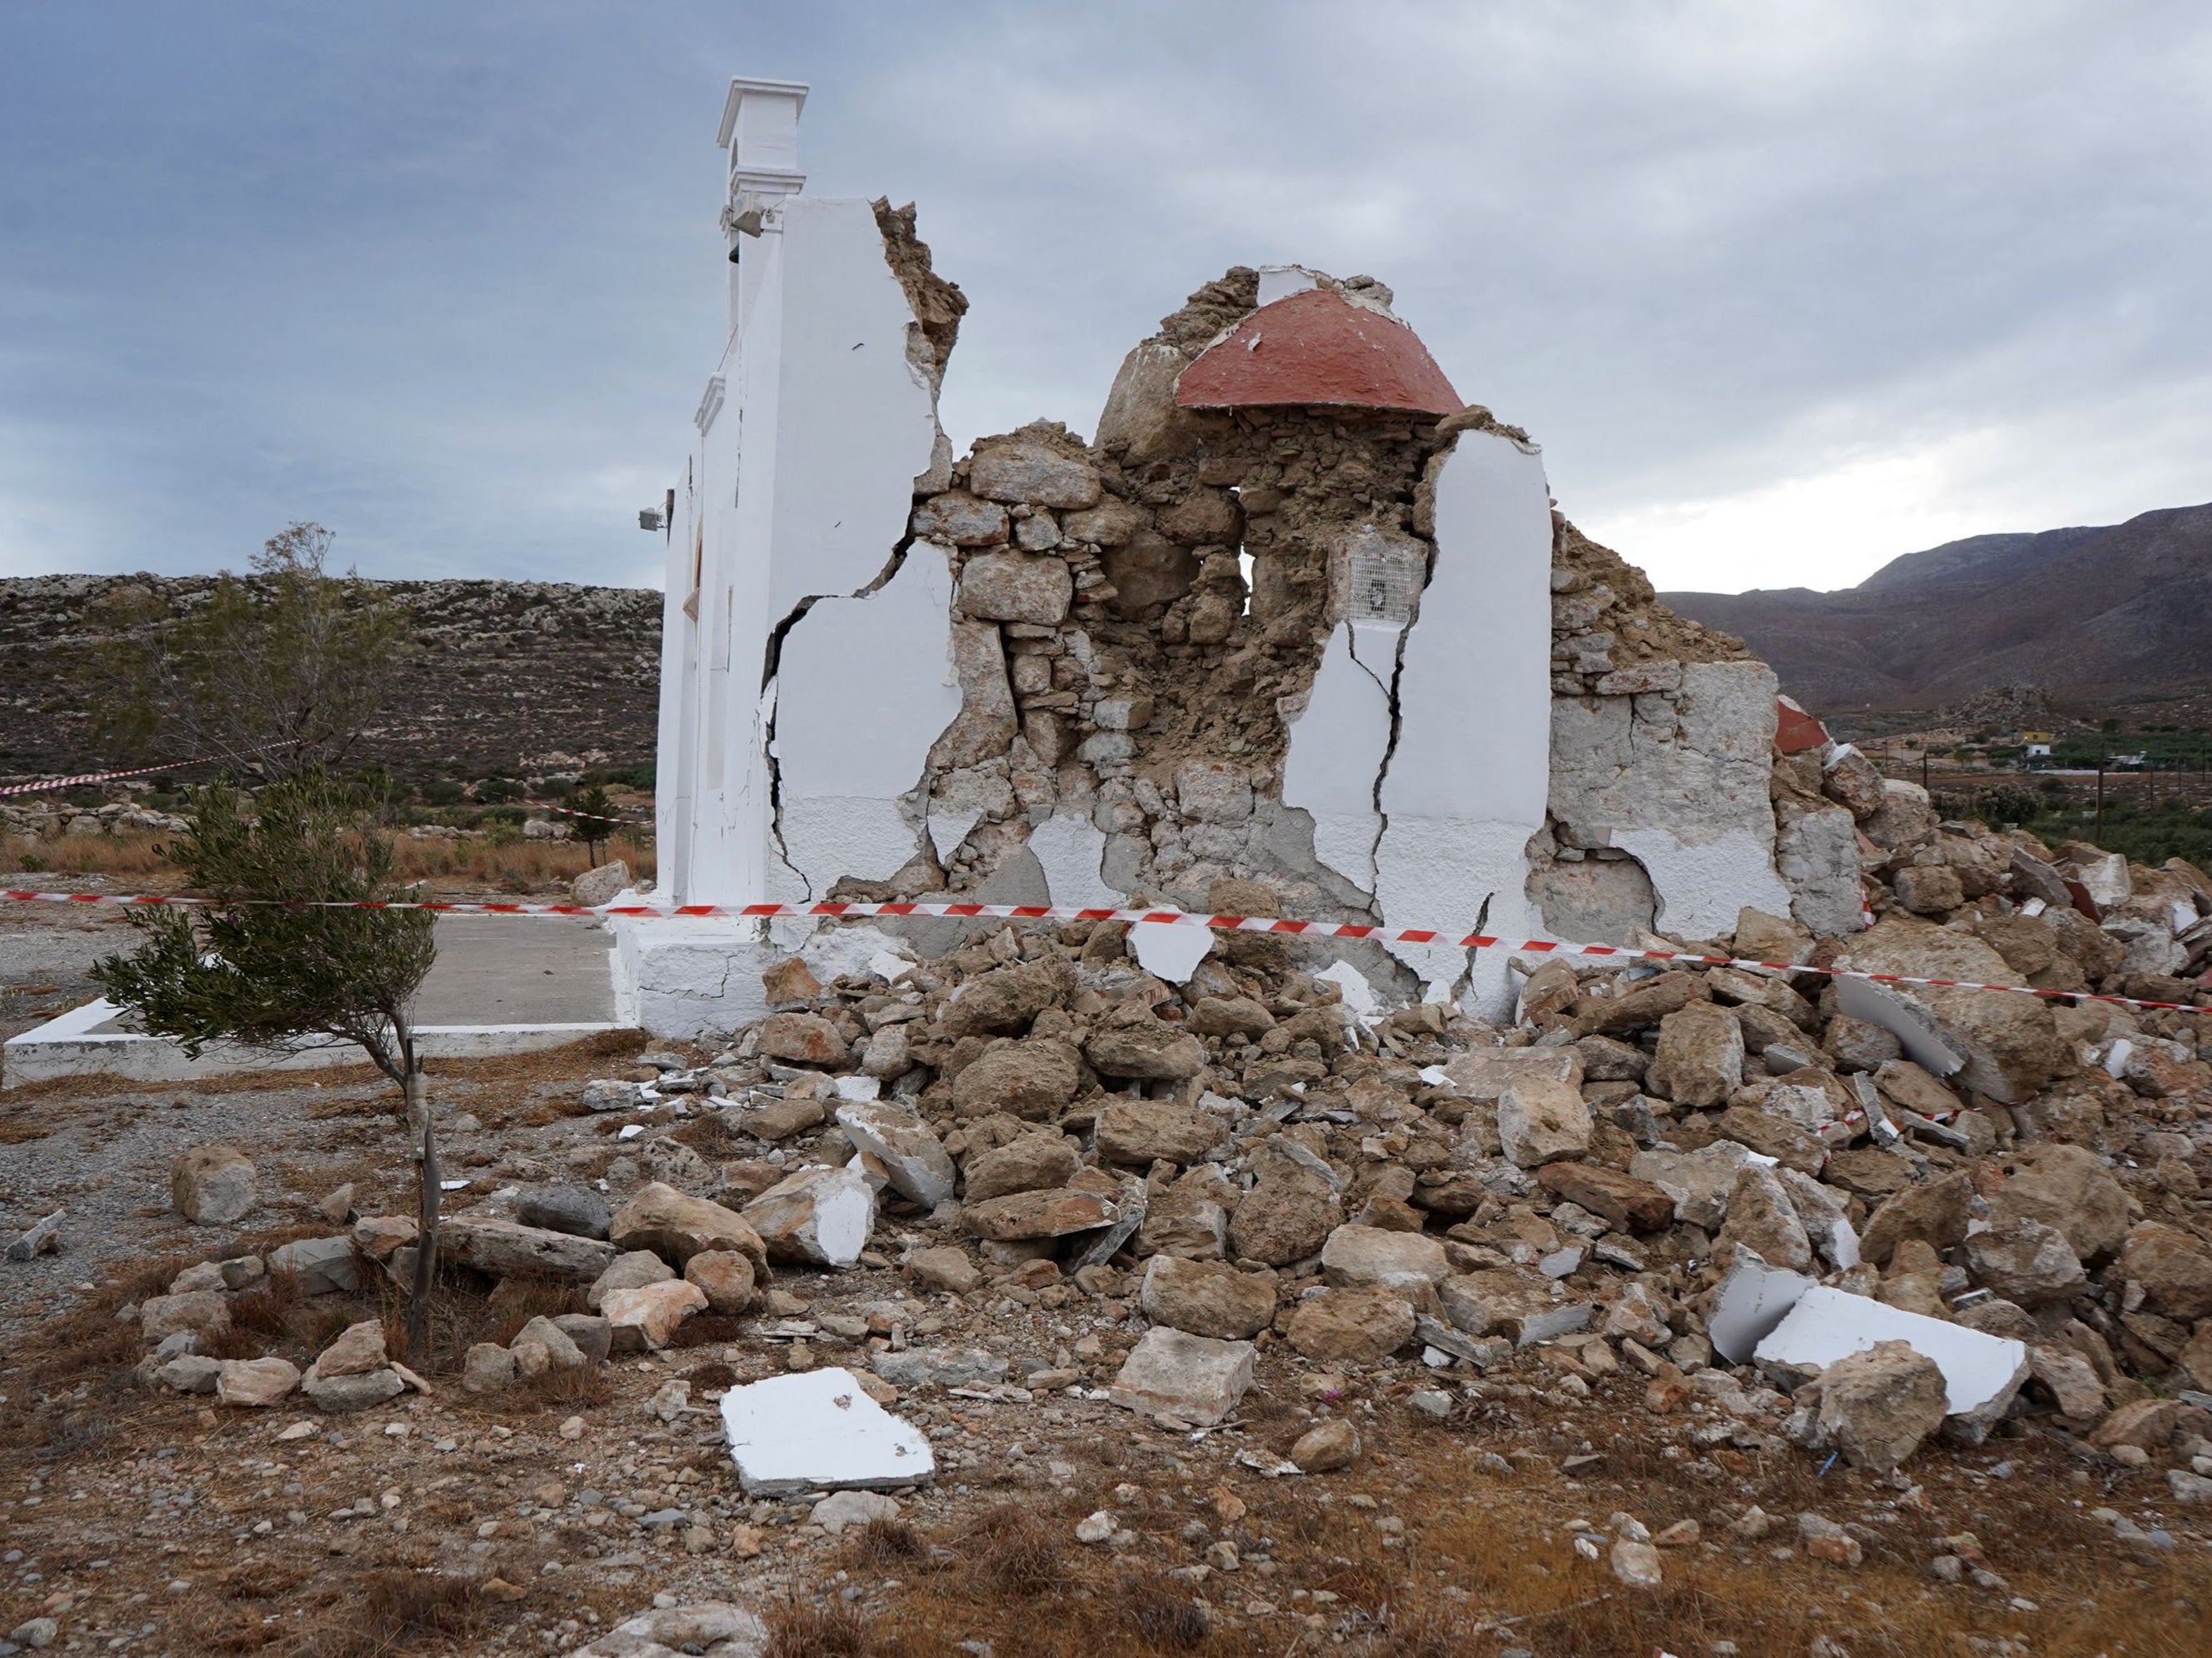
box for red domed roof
[1175,287,1462,417]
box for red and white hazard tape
[520,798,652,824]
[3,890,2204,1013]
[0,759,197,799]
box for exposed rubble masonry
[637,90,1847,1033]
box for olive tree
[92,770,446,1356]
[95,522,412,779]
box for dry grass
[2,827,654,892]
[766,1598,876,1658]
[284,1568,495,1658]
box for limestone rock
[1646,1002,1745,1107]
[463,1342,517,1394]
[941,961,1070,1038]
[963,1187,1119,1241]
[1095,1098,1220,1166]
[1964,1218,2086,1306]
[1139,1256,1277,1341]
[1992,1144,2132,1262]
[1444,1045,1585,1102]
[302,1367,405,1413]
[1319,1225,1449,1298]
[744,1166,876,1269]
[1535,1162,1675,1233]
[216,1357,302,1409]
[1290,1420,1361,1473]
[836,1101,956,1208]
[611,1183,769,1271]
[1713,1104,1825,1175]
[1107,1327,1255,1426]
[1834,916,2062,1103]
[171,1144,256,1225]
[1497,1075,1592,1168]
[754,1013,849,1067]
[957,551,1072,625]
[1714,1164,1813,1273]
[2026,1345,2108,1421]
[571,860,630,907]
[1286,1286,1417,1364]
[308,1320,387,1381]
[906,1246,982,1296]
[948,1037,1082,1119]
[968,437,1101,510]
[139,1291,231,1346]
[590,1248,678,1311]
[1227,1154,1339,1266]
[910,489,1008,546]
[268,1235,357,1296]
[739,1094,826,1142]
[1859,1171,1975,1268]
[513,1184,612,1241]
[441,1215,618,1282]
[684,1251,759,1314]
[963,1132,1079,1202]
[564,1602,768,1658]
[1630,1141,1753,1230]
[509,1315,587,1370]
[2117,1223,2212,1321]
[1084,1019,1207,1081]
[602,1280,707,1352]
[1439,1268,1561,1339]
[1816,1341,1949,1472]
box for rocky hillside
[1663,502,2212,717]
[0,573,663,783]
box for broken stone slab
[302,1366,406,1413]
[217,1356,302,1409]
[1630,1141,1753,1230]
[440,1215,619,1283]
[871,1346,1008,1390]
[1814,1340,1950,1473]
[719,1366,936,1496]
[744,1166,875,1269]
[1319,1225,1449,1296]
[1443,1045,1585,1104]
[267,1236,357,1296]
[1496,1074,1592,1168]
[513,1184,613,1241]
[962,1186,1120,1241]
[1139,1255,1278,1341]
[611,1183,768,1271]
[566,1601,769,1658]
[1106,1327,1256,1428]
[834,1101,955,1209]
[5,1209,62,1262]
[1752,1285,2028,1440]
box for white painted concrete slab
[719,1366,936,1496]
[1753,1285,2027,1419]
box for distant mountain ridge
[1662,502,2212,715]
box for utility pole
[2095,756,2105,843]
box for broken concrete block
[1753,1285,2028,1435]
[744,1166,876,1269]
[834,1101,956,1209]
[171,1144,256,1224]
[1708,1259,1814,1364]
[1107,1327,1256,1427]
[719,1366,936,1496]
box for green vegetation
[1936,787,2212,869]
[91,768,445,1356]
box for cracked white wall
[1281,621,1401,896]
[1550,659,1794,938]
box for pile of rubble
[539,817,2212,1497]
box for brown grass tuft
[965,1503,1066,1600]
[287,1568,490,1658]
[1113,1571,1211,1651]
[765,1597,874,1658]
[846,1514,926,1568]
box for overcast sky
[3,2,2209,597]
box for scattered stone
[308,1321,387,1381]
[1497,1075,1593,1168]
[564,1601,767,1658]
[589,1248,677,1311]
[602,1281,707,1351]
[463,1342,517,1394]
[811,1489,901,1536]
[905,1245,983,1296]
[745,1165,876,1268]
[139,1291,230,1346]
[1291,1419,1361,1473]
[513,1184,613,1241]
[302,1367,405,1413]
[1286,1286,1418,1364]
[171,1144,256,1224]
[872,1347,1008,1390]
[217,1357,302,1409]
[268,1236,357,1296]
[441,1215,618,1282]
[683,1250,759,1314]
[836,1101,956,1207]
[1140,1256,1278,1340]
[1107,1327,1256,1427]
[1815,1341,1949,1472]
[612,1183,769,1271]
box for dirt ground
[1,966,2205,1658]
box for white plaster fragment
[719,1366,936,1496]
[1027,812,1124,911]
[1834,976,1966,1079]
[1314,960,1381,1021]
[1129,918,1214,984]
[1707,1260,1813,1364]
[1752,1285,2028,1421]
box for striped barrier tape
[2,890,2205,1012]
[0,759,207,799]
[520,798,653,824]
